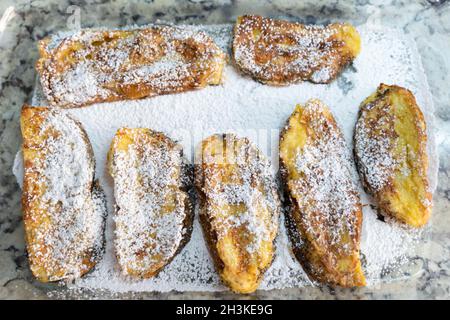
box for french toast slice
[37,26,226,108]
[279,100,366,287]
[354,84,432,228]
[194,134,280,293]
[21,105,106,282]
[232,15,360,85]
[107,128,194,279]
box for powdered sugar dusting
[108,129,192,278]
[37,25,226,108]
[233,15,356,85]
[196,134,280,258]
[21,109,106,282]
[288,100,361,254]
[13,23,437,293]
[354,100,398,190]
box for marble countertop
[0,0,449,300]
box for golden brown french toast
[107,128,194,279]
[279,100,366,287]
[37,26,226,108]
[354,84,432,228]
[21,105,106,282]
[232,15,360,85]
[194,134,280,293]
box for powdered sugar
[196,134,280,257]
[108,129,191,278]
[13,23,437,292]
[233,15,355,85]
[288,100,361,253]
[37,25,226,108]
[21,109,106,281]
[354,99,398,191]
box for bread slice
[354,84,432,227]
[107,128,194,279]
[233,15,360,85]
[36,26,226,108]
[21,105,106,282]
[194,134,280,293]
[279,100,366,287]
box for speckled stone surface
[0,0,449,300]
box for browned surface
[21,105,104,282]
[37,26,226,108]
[354,84,432,227]
[194,134,280,293]
[107,128,194,279]
[279,100,366,287]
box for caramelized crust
[232,15,360,85]
[37,26,226,108]
[279,100,366,287]
[107,128,193,279]
[354,84,432,227]
[21,105,106,282]
[194,134,280,293]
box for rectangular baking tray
[0,0,444,299]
